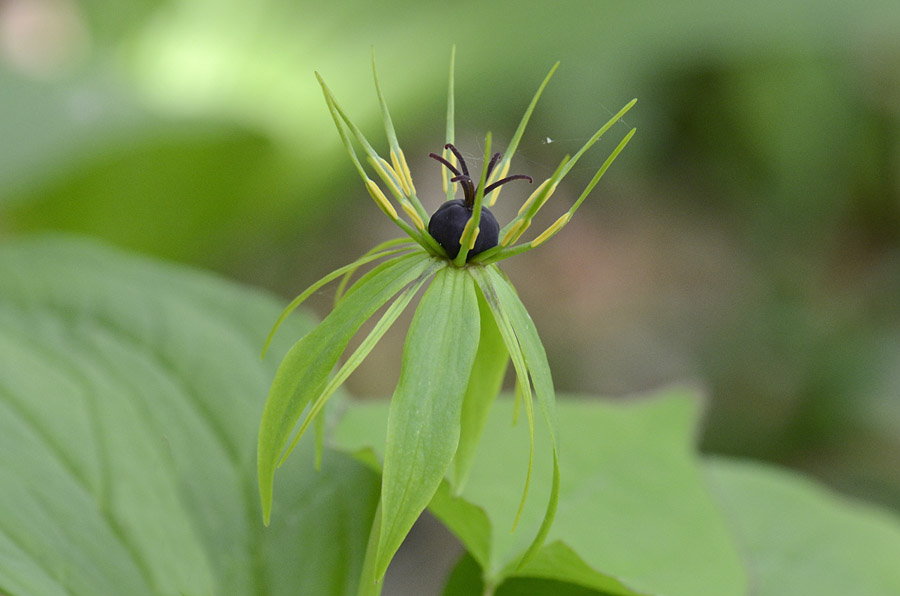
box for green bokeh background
[2,0,898,523]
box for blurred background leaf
[335,392,900,596]
[335,389,748,596]
[0,236,379,595]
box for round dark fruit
[427,143,532,261]
[428,199,500,260]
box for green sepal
[469,266,537,532]
[470,264,561,573]
[376,266,481,579]
[257,251,433,525]
[483,266,560,572]
[451,283,509,494]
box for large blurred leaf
[0,235,379,596]
[706,458,900,596]
[334,388,747,595]
[337,390,900,595]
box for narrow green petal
[451,284,509,494]
[317,73,382,167]
[370,50,429,221]
[454,133,493,266]
[557,99,637,183]
[481,124,637,265]
[318,73,429,247]
[488,62,559,188]
[444,46,457,202]
[261,244,415,358]
[567,127,637,216]
[257,252,434,525]
[334,238,417,306]
[469,266,536,532]
[278,260,443,465]
[376,267,481,579]
[493,156,569,249]
[498,127,637,260]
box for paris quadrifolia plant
[258,48,636,592]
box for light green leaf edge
[451,284,509,494]
[358,502,385,596]
[375,267,482,579]
[258,251,434,524]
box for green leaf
[468,267,539,539]
[333,388,747,595]
[515,392,745,596]
[258,251,434,523]
[451,285,509,493]
[0,235,380,596]
[705,458,900,596]
[376,266,481,579]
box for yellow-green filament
[531,213,570,247]
[390,149,410,196]
[366,180,398,219]
[398,148,417,196]
[460,217,480,250]
[372,157,405,198]
[401,202,425,231]
[517,179,550,216]
[487,161,511,206]
[468,226,480,249]
[501,220,526,247]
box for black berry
[428,143,532,261]
[428,199,499,260]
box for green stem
[358,502,384,596]
[482,579,497,596]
